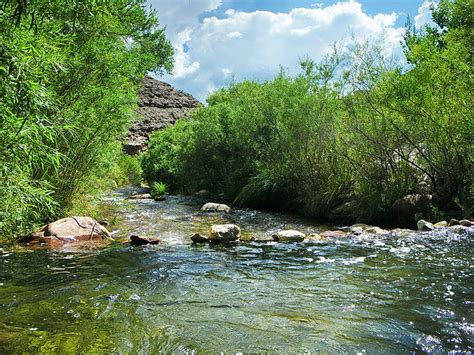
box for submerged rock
[417,219,434,231]
[201,202,231,213]
[272,230,305,242]
[209,224,241,242]
[130,235,162,245]
[20,217,111,247]
[191,233,209,244]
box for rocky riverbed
[0,187,472,353]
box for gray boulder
[201,202,231,213]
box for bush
[151,182,167,198]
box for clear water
[0,189,472,353]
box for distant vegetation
[143,0,473,225]
[0,0,173,238]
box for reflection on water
[0,189,472,353]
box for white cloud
[414,1,437,28]
[151,1,409,102]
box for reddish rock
[19,217,111,247]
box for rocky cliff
[124,76,200,154]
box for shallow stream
[0,188,472,353]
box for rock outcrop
[124,76,200,154]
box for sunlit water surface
[0,189,472,353]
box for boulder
[201,202,231,213]
[20,217,111,247]
[128,193,152,200]
[459,219,472,227]
[191,233,209,244]
[130,235,162,245]
[390,194,432,228]
[417,219,434,231]
[320,230,348,238]
[272,230,305,242]
[434,221,448,227]
[209,224,241,242]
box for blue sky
[150,0,437,101]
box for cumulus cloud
[151,1,412,102]
[414,1,437,29]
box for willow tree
[0,0,173,237]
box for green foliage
[151,181,167,198]
[0,0,173,239]
[143,0,473,224]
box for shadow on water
[0,189,472,352]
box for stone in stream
[448,218,460,226]
[191,233,209,244]
[130,235,162,245]
[209,224,241,242]
[304,233,327,242]
[201,202,231,213]
[434,220,448,227]
[272,230,305,242]
[417,219,434,231]
[459,219,472,227]
[319,230,348,238]
[128,193,153,200]
[19,217,112,247]
[363,226,388,235]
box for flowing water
[0,188,472,353]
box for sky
[149,0,438,102]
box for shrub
[151,181,167,197]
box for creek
[0,188,472,352]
